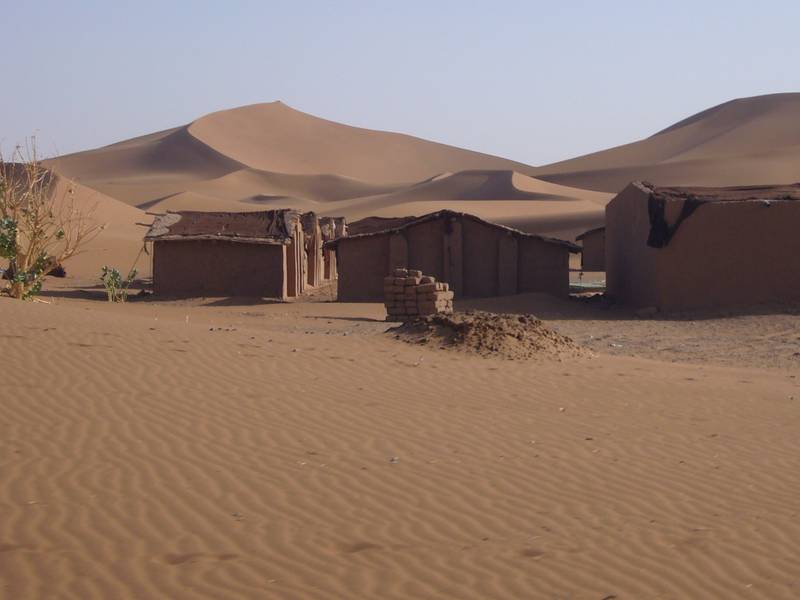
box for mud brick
[420,275,436,284]
[434,282,449,291]
[384,276,396,285]
[393,277,407,286]
[404,276,422,286]
[404,287,418,296]
[437,290,454,300]
[393,268,409,277]
[416,282,437,294]
[407,269,422,277]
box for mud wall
[517,237,570,297]
[153,240,286,298]
[580,230,605,271]
[335,234,390,302]
[607,182,800,310]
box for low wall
[153,240,286,298]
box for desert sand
[2,285,799,599]
[3,93,800,599]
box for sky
[2,0,799,165]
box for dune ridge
[42,92,800,254]
[534,92,800,191]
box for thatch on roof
[640,182,800,203]
[144,210,300,245]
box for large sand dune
[534,92,800,192]
[44,92,800,251]
[46,102,610,239]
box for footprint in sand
[341,542,382,554]
[0,543,33,553]
[163,552,238,565]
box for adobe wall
[607,182,800,310]
[405,219,445,280]
[286,221,305,297]
[581,230,605,271]
[606,184,661,308]
[335,214,572,302]
[517,237,570,297]
[462,218,500,297]
[335,234,390,302]
[153,240,286,298]
[656,201,800,310]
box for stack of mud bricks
[384,268,454,321]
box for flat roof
[145,210,299,245]
[641,182,800,203]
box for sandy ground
[2,283,799,600]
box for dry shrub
[0,140,102,299]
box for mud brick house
[328,210,578,302]
[606,182,800,310]
[145,210,308,299]
[576,226,605,271]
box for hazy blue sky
[2,1,798,165]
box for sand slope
[27,175,148,279]
[45,93,800,241]
[534,93,800,191]
[186,102,535,181]
[45,103,608,238]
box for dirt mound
[389,310,583,360]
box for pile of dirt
[388,310,583,360]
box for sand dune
[43,175,148,278]
[186,102,534,181]
[43,93,800,247]
[314,170,610,237]
[182,168,410,205]
[534,93,800,191]
[49,104,591,236]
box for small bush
[100,266,137,303]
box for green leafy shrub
[100,266,137,302]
